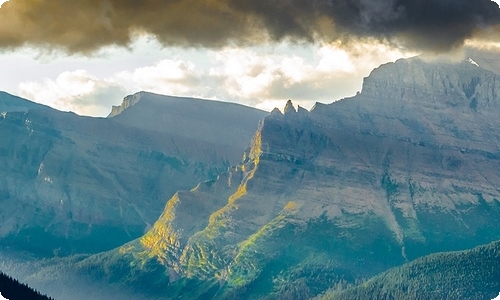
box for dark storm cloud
[0,0,499,53]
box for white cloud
[115,59,202,96]
[316,46,355,73]
[492,292,500,300]
[19,70,126,117]
[0,292,7,300]
[208,41,414,110]
[209,48,281,98]
[255,99,291,112]
[16,41,414,116]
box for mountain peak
[283,99,296,114]
[355,56,500,115]
[270,107,283,117]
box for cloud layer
[19,70,126,116]
[0,0,499,53]
[18,43,412,116]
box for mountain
[108,92,268,162]
[0,92,267,256]
[24,56,500,299]
[319,240,500,300]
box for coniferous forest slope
[0,271,53,300]
[19,57,500,300]
[0,92,266,256]
[320,240,500,300]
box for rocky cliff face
[0,92,266,256]
[62,57,500,300]
[107,93,142,117]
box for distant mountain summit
[107,92,268,161]
[466,47,500,76]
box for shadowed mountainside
[109,92,265,156]
[0,92,267,256]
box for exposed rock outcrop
[107,92,143,117]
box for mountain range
[1,56,500,299]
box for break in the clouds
[0,0,499,53]
[17,42,412,116]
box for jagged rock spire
[270,107,282,116]
[284,99,296,114]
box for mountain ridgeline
[0,91,48,113]
[0,92,267,256]
[22,57,500,300]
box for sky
[0,0,500,116]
